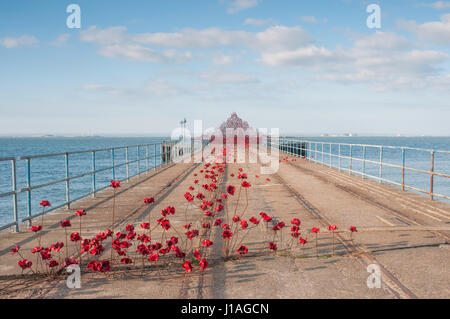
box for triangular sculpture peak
[216,112,259,145]
[219,112,250,135]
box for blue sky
[1,0,450,136]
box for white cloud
[225,0,260,14]
[261,45,337,66]
[79,24,450,91]
[353,31,411,51]
[201,71,259,83]
[98,44,194,63]
[80,26,195,63]
[133,27,251,48]
[259,31,449,90]
[82,84,127,95]
[80,26,127,45]
[51,34,70,46]
[299,16,317,23]
[244,18,273,26]
[254,26,312,52]
[421,1,450,9]
[398,14,450,45]
[417,14,450,45]
[212,53,234,65]
[0,35,39,48]
[81,25,312,59]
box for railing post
[154,144,157,170]
[65,153,70,209]
[315,143,317,161]
[338,144,341,171]
[329,143,332,167]
[137,146,141,177]
[146,145,149,173]
[161,141,165,166]
[11,159,19,232]
[362,146,366,179]
[401,148,405,191]
[379,146,383,183]
[111,148,116,180]
[91,151,96,198]
[126,147,130,182]
[26,158,32,227]
[321,143,324,165]
[430,150,434,200]
[349,145,352,174]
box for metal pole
[362,146,366,179]
[146,145,149,173]
[321,143,324,165]
[26,159,31,227]
[126,147,129,182]
[349,145,353,174]
[315,143,317,162]
[430,150,434,200]
[11,159,19,232]
[379,146,383,183]
[161,141,164,166]
[154,144,157,170]
[112,149,116,180]
[137,146,141,177]
[65,153,70,209]
[91,151,96,198]
[329,143,332,167]
[338,144,341,171]
[401,148,405,191]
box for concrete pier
[0,150,449,299]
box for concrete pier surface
[0,151,449,299]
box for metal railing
[269,138,450,202]
[0,139,205,232]
[0,158,18,232]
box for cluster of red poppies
[12,149,359,276]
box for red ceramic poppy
[18,259,32,270]
[40,200,51,207]
[236,245,248,255]
[203,239,214,247]
[28,225,42,232]
[222,230,233,239]
[182,260,193,273]
[75,209,86,216]
[199,258,208,271]
[143,197,155,204]
[110,180,120,189]
[70,232,81,242]
[328,225,338,231]
[60,220,71,228]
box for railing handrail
[280,137,450,154]
[271,138,450,202]
[279,137,450,155]
[17,141,173,160]
[0,139,205,233]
